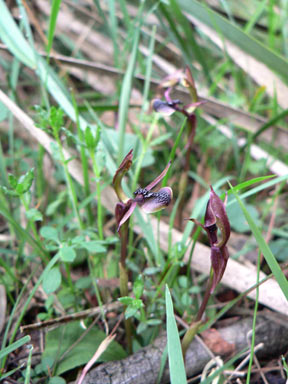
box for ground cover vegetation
[0,0,288,383]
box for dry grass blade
[0,285,6,334]
[77,333,116,384]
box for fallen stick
[83,315,288,384]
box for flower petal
[117,200,137,231]
[159,70,184,88]
[113,149,133,203]
[182,66,198,102]
[184,100,207,114]
[141,187,172,213]
[145,162,171,191]
[210,246,229,293]
[209,187,231,247]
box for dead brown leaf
[201,328,235,356]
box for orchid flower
[190,186,231,292]
[113,149,173,231]
[152,67,206,118]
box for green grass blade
[244,0,268,34]
[141,25,156,114]
[221,175,275,200]
[227,174,288,207]
[167,0,211,81]
[24,345,33,384]
[0,2,35,67]
[46,0,62,55]
[117,25,141,162]
[246,252,260,383]
[251,108,288,142]
[177,0,288,81]
[231,185,288,300]
[0,203,47,261]
[165,285,187,384]
[0,335,30,360]
[1,252,62,370]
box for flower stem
[119,220,132,353]
[181,271,213,359]
[195,272,213,322]
[90,150,103,240]
[177,114,196,229]
[53,130,84,230]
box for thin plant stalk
[89,149,103,240]
[53,127,84,230]
[181,272,213,358]
[132,114,158,192]
[64,262,79,311]
[19,194,49,263]
[119,219,132,354]
[246,251,261,383]
[72,92,94,226]
[177,114,197,229]
[87,257,104,315]
[19,195,40,243]
[1,253,61,369]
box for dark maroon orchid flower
[113,150,173,231]
[190,186,231,292]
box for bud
[182,66,198,103]
[206,186,230,248]
[190,186,231,292]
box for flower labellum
[190,186,231,292]
[152,99,178,116]
[134,186,173,214]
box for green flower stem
[131,114,158,192]
[177,115,196,229]
[181,320,201,359]
[129,115,158,259]
[119,220,132,354]
[182,271,213,359]
[87,256,104,311]
[53,129,84,230]
[195,272,213,322]
[19,194,49,263]
[20,195,40,242]
[36,145,45,200]
[72,92,94,226]
[89,149,103,240]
